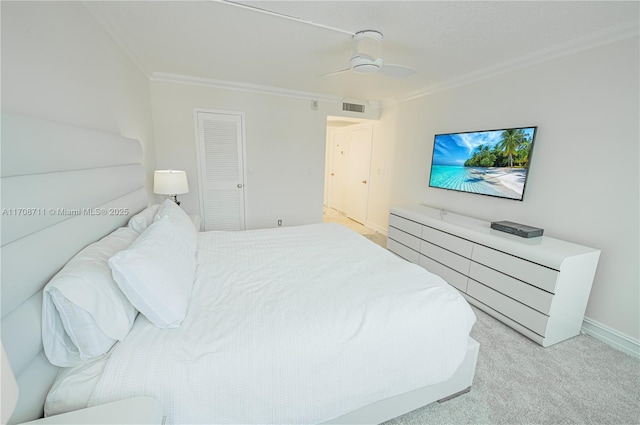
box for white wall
[1,2,156,191]
[366,117,398,233]
[149,81,339,228]
[380,37,639,341]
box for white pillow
[42,227,139,367]
[127,204,160,233]
[45,355,108,417]
[154,199,197,253]
[109,216,196,329]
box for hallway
[322,208,387,248]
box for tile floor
[322,207,388,248]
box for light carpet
[383,306,640,425]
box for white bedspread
[88,223,476,424]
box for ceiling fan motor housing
[351,30,383,73]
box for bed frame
[1,112,478,424]
[322,337,479,424]
[1,112,148,424]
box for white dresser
[387,205,600,347]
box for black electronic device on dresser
[491,220,544,238]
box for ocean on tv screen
[429,127,535,200]
[429,165,525,199]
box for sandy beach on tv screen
[472,167,526,197]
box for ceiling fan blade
[322,68,351,77]
[379,63,416,78]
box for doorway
[324,117,373,226]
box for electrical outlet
[277,219,282,227]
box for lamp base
[171,195,180,206]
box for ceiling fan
[217,3,416,78]
[325,30,417,79]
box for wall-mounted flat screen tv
[429,126,537,201]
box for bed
[1,112,478,424]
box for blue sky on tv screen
[432,128,535,166]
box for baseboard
[582,317,640,359]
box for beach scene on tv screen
[429,127,535,200]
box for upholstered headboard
[1,112,149,424]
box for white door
[328,129,347,213]
[195,110,246,231]
[345,125,373,224]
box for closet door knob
[237,184,243,188]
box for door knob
[362,180,367,184]
[237,184,243,188]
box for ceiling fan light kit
[351,30,383,73]
[351,60,382,74]
[322,28,416,78]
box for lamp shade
[154,170,189,195]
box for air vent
[342,102,365,113]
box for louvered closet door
[195,111,246,230]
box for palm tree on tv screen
[515,139,532,167]
[497,129,526,168]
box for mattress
[85,223,476,424]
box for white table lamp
[154,170,189,206]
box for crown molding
[384,20,639,108]
[150,72,383,110]
[150,72,344,103]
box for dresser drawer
[388,226,421,251]
[467,279,549,336]
[471,245,559,292]
[420,241,471,275]
[469,262,553,314]
[419,255,468,292]
[387,239,420,264]
[422,226,473,258]
[389,214,422,237]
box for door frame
[345,123,373,224]
[325,127,346,213]
[193,108,248,230]
[324,118,374,222]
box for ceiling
[84,1,639,103]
